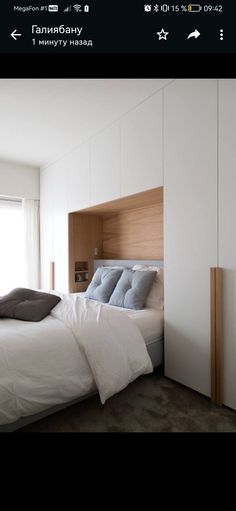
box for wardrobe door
[219,79,236,410]
[67,143,90,212]
[164,79,218,396]
[40,166,54,290]
[52,160,69,293]
[91,123,120,205]
[121,91,163,196]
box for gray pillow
[85,267,123,303]
[109,269,156,310]
[0,288,61,322]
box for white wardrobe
[40,78,236,411]
[219,80,236,411]
[40,90,163,292]
[164,79,236,411]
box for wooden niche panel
[69,213,103,292]
[103,201,163,260]
[69,187,164,292]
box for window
[0,197,26,295]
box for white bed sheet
[0,294,153,425]
[77,293,164,345]
[110,306,163,345]
[0,315,96,425]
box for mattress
[76,293,164,345]
[111,306,163,345]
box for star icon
[157,28,169,40]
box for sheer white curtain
[0,198,25,295]
[23,199,40,289]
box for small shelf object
[74,261,89,283]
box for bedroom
[0,79,236,432]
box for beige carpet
[18,369,236,433]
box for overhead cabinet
[121,91,163,196]
[67,143,90,213]
[90,123,121,205]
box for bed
[0,260,164,432]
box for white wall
[40,89,164,291]
[0,160,39,200]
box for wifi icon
[73,4,82,11]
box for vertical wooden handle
[210,267,223,405]
[50,262,55,290]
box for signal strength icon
[64,5,72,11]
[73,4,82,12]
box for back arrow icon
[11,29,22,40]
[187,29,200,40]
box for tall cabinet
[219,80,236,411]
[52,160,68,293]
[40,160,68,293]
[40,166,54,290]
[164,79,218,397]
[164,79,236,410]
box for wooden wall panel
[103,202,163,260]
[69,187,164,292]
[50,261,55,290]
[69,213,103,293]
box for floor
[18,369,236,433]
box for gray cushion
[85,268,123,303]
[0,288,61,322]
[109,269,156,310]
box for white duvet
[0,294,152,426]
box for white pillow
[132,265,164,311]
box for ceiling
[0,79,172,168]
